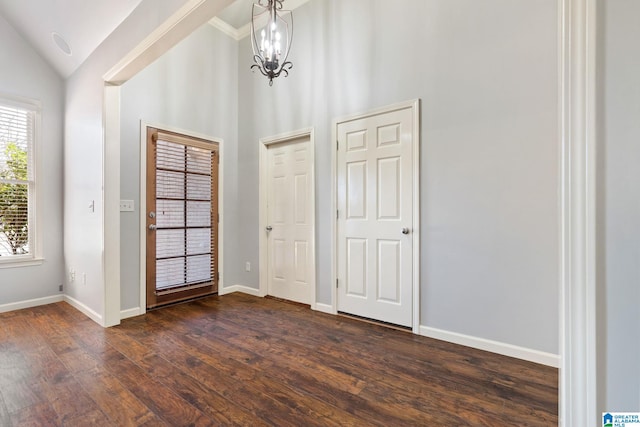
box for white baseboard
[64,295,103,326]
[0,294,64,314]
[313,302,335,315]
[120,307,144,320]
[419,325,560,368]
[219,284,265,297]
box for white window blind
[155,138,214,291]
[0,101,35,260]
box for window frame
[0,93,43,268]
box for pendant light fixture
[250,0,293,86]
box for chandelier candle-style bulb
[250,0,293,85]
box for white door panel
[337,106,415,327]
[346,238,367,297]
[266,137,314,304]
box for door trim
[331,99,420,334]
[259,127,316,306]
[138,121,225,314]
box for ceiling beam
[103,0,235,85]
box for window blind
[154,138,214,291]
[0,103,34,257]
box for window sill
[0,257,45,269]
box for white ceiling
[0,0,144,78]
[216,0,254,29]
[0,0,309,79]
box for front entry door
[146,127,219,309]
[265,135,314,305]
[336,103,417,327]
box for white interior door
[266,136,314,304]
[337,105,416,327]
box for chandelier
[250,0,293,86]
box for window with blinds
[154,138,215,291]
[0,100,36,261]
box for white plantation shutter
[154,136,215,291]
[0,100,36,259]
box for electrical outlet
[59,284,63,292]
[82,273,86,285]
[69,269,75,282]
[245,262,251,272]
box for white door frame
[259,128,316,305]
[331,99,420,334]
[560,0,598,424]
[137,121,225,316]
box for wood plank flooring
[0,293,558,426]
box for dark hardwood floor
[0,293,558,426]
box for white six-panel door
[266,136,314,304]
[337,105,415,327]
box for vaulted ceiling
[0,0,306,79]
[0,0,144,78]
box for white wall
[119,23,238,311]
[237,0,559,354]
[598,0,640,411]
[0,14,64,307]
[63,0,191,319]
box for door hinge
[336,209,339,219]
[217,213,220,223]
[336,140,339,151]
[336,278,339,288]
[216,271,220,281]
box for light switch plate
[120,200,134,212]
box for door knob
[149,211,156,218]
[149,224,157,230]
[401,227,410,235]
[266,225,273,232]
